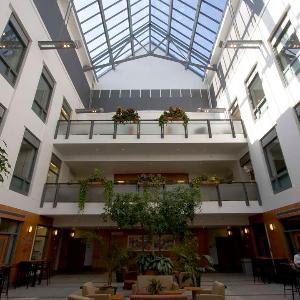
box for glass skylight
[72,0,227,78]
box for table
[184,287,203,300]
[111,292,124,300]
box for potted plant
[152,255,174,275]
[192,174,220,187]
[158,107,189,127]
[148,279,164,295]
[0,141,11,183]
[137,174,166,188]
[112,107,140,124]
[137,253,156,274]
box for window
[246,71,267,119]
[229,99,241,120]
[60,99,71,121]
[240,152,255,181]
[0,218,20,265]
[31,226,48,260]
[32,67,54,122]
[261,128,292,193]
[10,129,40,195]
[0,103,6,127]
[295,102,300,122]
[271,14,300,82]
[47,154,61,183]
[0,15,29,85]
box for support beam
[126,0,135,56]
[97,0,115,69]
[83,53,217,71]
[149,0,152,52]
[186,0,203,69]
[166,0,174,55]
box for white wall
[209,0,300,211]
[97,51,205,90]
[0,0,84,212]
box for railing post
[242,182,250,206]
[65,120,71,139]
[216,184,222,206]
[53,184,60,208]
[184,124,188,138]
[256,183,262,206]
[137,122,140,139]
[207,120,212,138]
[229,119,236,138]
[40,184,47,208]
[113,122,117,139]
[161,125,164,139]
[54,121,60,139]
[241,120,247,138]
[89,120,95,139]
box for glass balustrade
[55,119,246,139]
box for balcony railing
[40,182,261,208]
[54,119,247,140]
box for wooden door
[0,235,9,265]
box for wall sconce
[28,226,33,233]
[70,231,75,238]
[227,229,233,236]
[244,227,250,235]
[269,224,275,231]
[53,229,58,236]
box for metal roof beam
[166,0,174,55]
[126,0,136,56]
[186,0,203,69]
[97,0,115,70]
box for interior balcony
[39,182,262,216]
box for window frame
[261,127,292,194]
[60,98,72,121]
[47,154,61,183]
[294,101,300,122]
[31,225,49,261]
[10,129,40,195]
[0,14,29,86]
[32,66,55,123]
[270,12,300,83]
[0,103,6,127]
[229,98,241,120]
[245,68,268,120]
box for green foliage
[158,107,189,127]
[0,141,11,183]
[172,235,214,287]
[137,174,166,188]
[79,179,88,212]
[78,168,114,212]
[112,107,140,124]
[192,174,220,187]
[105,186,201,239]
[152,256,174,275]
[148,279,164,295]
[137,253,156,274]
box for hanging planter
[158,107,189,127]
[112,107,140,124]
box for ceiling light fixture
[38,40,79,50]
[219,40,263,49]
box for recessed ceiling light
[121,148,126,151]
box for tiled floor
[5,273,298,300]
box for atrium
[0,0,300,299]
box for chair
[0,266,10,299]
[82,282,113,300]
[37,261,51,285]
[195,281,225,300]
[277,263,299,300]
[68,295,94,300]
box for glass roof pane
[73,0,228,79]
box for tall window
[47,154,61,183]
[31,226,48,260]
[10,129,40,195]
[271,14,300,82]
[246,71,267,119]
[229,99,241,120]
[0,103,6,127]
[295,102,300,122]
[261,128,292,193]
[32,67,54,122]
[0,15,28,85]
[60,99,71,121]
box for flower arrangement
[112,107,140,124]
[158,107,189,127]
